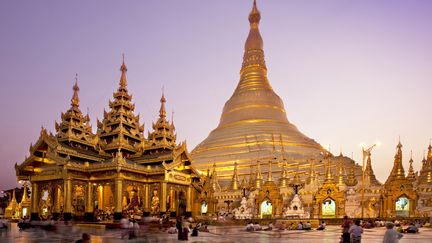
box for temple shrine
[14,58,202,221]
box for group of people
[174,217,208,241]
[341,216,425,243]
[246,221,325,231]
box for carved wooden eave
[55,144,104,162]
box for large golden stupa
[191,1,326,180]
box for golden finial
[249,0,261,26]
[159,88,167,119]
[119,53,127,89]
[71,74,80,107]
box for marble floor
[1,223,431,243]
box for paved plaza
[1,224,431,243]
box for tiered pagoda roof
[97,58,145,157]
[55,76,98,153]
[145,93,177,154]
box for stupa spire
[211,163,221,191]
[119,53,128,90]
[231,161,240,190]
[389,140,406,180]
[255,160,263,189]
[71,74,80,107]
[345,163,358,187]
[407,150,416,181]
[364,151,380,186]
[237,0,270,94]
[267,159,273,181]
[324,158,334,182]
[428,140,432,160]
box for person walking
[383,222,403,243]
[176,217,183,240]
[341,216,352,243]
[348,219,363,243]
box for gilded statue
[151,190,160,215]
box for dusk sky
[0,0,431,190]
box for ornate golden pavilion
[15,59,202,221]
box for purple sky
[1,0,431,190]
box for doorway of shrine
[177,191,187,216]
[395,197,409,217]
[260,199,272,218]
[322,198,336,218]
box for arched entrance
[395,197,409,217]
[260,199,272,218]
[322,198,336,218]
[201,201,208,215]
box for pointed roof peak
[71,74,80,107]
[119,54,128,89]
[409,150,413,163]
[159,90,167,119]
[244,0,263,52]
[249,0,261,26]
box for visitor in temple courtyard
[348,219,364,243]
[383,222,404,243]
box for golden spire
[159,90,167,119]
[267,159,273,181]
[364,151,380,186]
[428,140,432,160]
[71,74,80,107]
[255,160,263,189]
[239,0,269,90]
[211,163,221,191]
[21,183,29,203]
[407,150,416,181]
[231,161,240,190]
[337,160,345,187]
[119,53,128,90]
[324,158,334,182]
[345,163,358,187]
[385,140,406,185]
[245,0,263,51]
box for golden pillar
[30,182,39,220]
[161,182,167,213]
[63,178,72,220]
[169,187,175,212]
[186,186,192,216]
[114,178,123,220]
[53,187,61,214]
[84,182,94,221]
[144,184,149,214]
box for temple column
[160,182,167,216]
[169,186,176,217]
[84,182,94,221]
[114,177,123,220]
[143,184,150,216]
[186,186,192,217]
[52,186,61,220]
[63,178,72,221]
[30,182,39,220]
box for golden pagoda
[382,141,417,217]
[15,58,202,221]
[191,0,326,181]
